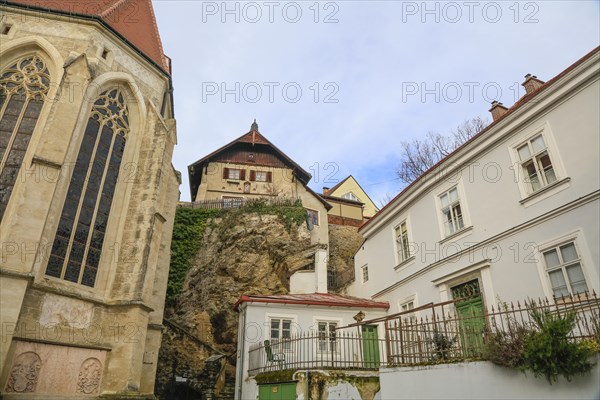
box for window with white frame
[395,221,411,262]
[270,318,292,351]
[317,321,338,353]
[342,192,359,201]
[400,300,416,325]
[439,187,464,236]
[361,264,369,283]
[516,134,557,193]
[543,242,588,298]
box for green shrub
[485,326,529,368]
[429,332,456,361]
[520,306,596,383]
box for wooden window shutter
[240,169,246,181]
[267,172,272,182]
[223,167,229,179]
[250,170,256,181]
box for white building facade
[347,48,600,314]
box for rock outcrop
[156,207,316,398]
[328,224,363,293]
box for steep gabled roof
[360,46,600,233]
[188,125,313,199]
[323,175,352,196]
[325,175,378,211]
[5,0,170,74]
[234,293,390,312]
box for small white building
[234,293,389,400]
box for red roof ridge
[99,0,129,17]
[140,0,168,71]
[5,0,170,74]
[360,46,600,232]
[234,292,390,311]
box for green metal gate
[258,382,297,400]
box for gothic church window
[0,55,50,221]
[45,89,129,287]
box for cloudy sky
[153,1,599,204]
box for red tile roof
[360,46,600,232]
[234,293,390,311]
[6,0,170,74]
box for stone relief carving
[5,352,42,393]
[76,358,103,395]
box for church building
[0,1,179,397]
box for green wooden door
[452,280,486,357]
[258,383,296,400]
[361,325,380,368]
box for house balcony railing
[178,197,302,210]
[248,331,388,376]
[247,291,600,375]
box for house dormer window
[342,192,359,201]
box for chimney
[489,101,509,121]
[522,74,545,95]
[322,187,330,194]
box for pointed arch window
[45,89,129,287]
[0,55,50,221]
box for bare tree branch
[396,116,489,184]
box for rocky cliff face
[328,224,363,293]
[156,204,316,398]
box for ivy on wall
[167,199,307,304]
[167,207,222,304]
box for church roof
[5,0,170,74]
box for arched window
[45,88,129,287]
[0,55,50,221]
